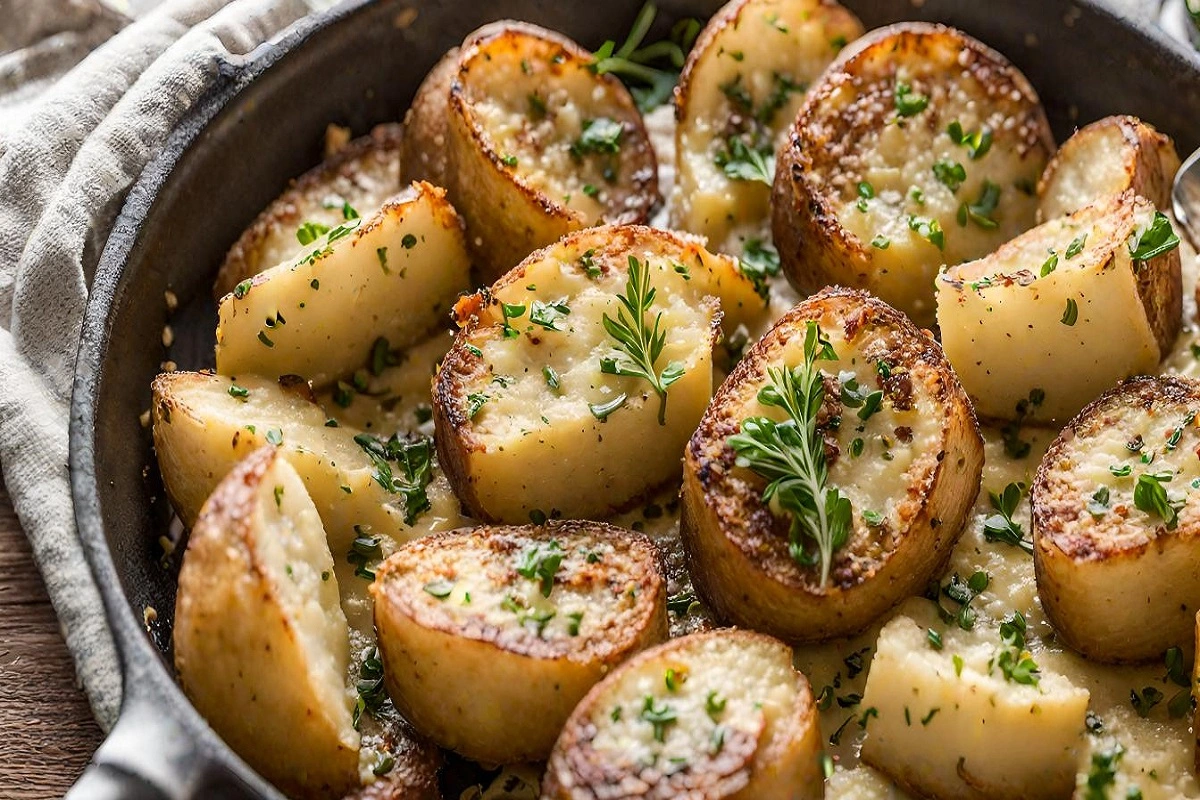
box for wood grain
[0,480,103,798]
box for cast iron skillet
[67,0,1200,797]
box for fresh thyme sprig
[590,2,701,111]
[599,256,685,425]
[727,322,853,588]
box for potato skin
[215,123,403,299]
[371,521,667,764]
[1037,115,1181,222]
[401,47,459,191]
[444,24,658,280]
[681,287,983,642]
[772,22,1053,328]
[174,446,358,799]
[542,629,822,800]
[1032,376,1200,663]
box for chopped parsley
[1065,233,1087,259]
[932,159,966,192]
[958,179,1001,229]
[947,121,993,159]
[640,696,678,742]
[1128,211,1180,262]
[714,136,774,184]
[516,539,565,597]
[1062,298,1079,326]
[571,117,624,157]
[738,239,781,299]
[893,81,929,117]
[530,298,571,331]
[982,482,1033,554]
[353,432,434,524]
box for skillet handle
[66,693,259,800]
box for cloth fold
[0,0,331,734]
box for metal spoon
[1173,146,1200,250]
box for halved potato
[681,287,983,642]
[215,181,469,388]
[433,225,766,524]
[1032,376,1200,663]
[672,0,864,253]
[371,520,667,764]
[427,22,659,279]
[215,123,404,299]
[859,614,1090,800]
[151,371,462,556]
[542,629,822,800]
[174,446,359,798]
[937,191,1183,424]
[771,22,1053,328]
[1038,115,1181,222]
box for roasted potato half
[1038,115,1180,223]
[215,123,404,299]
[859,614,1089,800]
[543,629,822,800]
[372,521,667,764]
[413,22,658,280]
[174,446,359,798]
[151,371,460,555]
[672,0,864,253]
[681,287,984,642]
[1032,376,1200,663]
[772,22,1053,328]
[937,191,1183,424]
[433,224,766,524]
[215,182,470,388]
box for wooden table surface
[0,480,103,798]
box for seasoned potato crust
[372,521,667,763]
[434,224,765,524]
[1038,115,1180,222]
[772,22,1053,327]
[443,23,659,278]
[671,0,864,252]
[1032,376,1200,663]
[543,629,822,800]
[215,123,403,299]
[682,287,983,641]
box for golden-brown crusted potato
[174,446,359,798]
[1032,376,1200,663]
[215,124,404,299]
[371,521,667,764]
[937,191,1183,424]
[859,614,1089,800]
[428,23,659,280]
[215,181,470,388]
[433,225,766,524]
[1038,115,1181,222]
[542,629,822,800]
[672,0,864,252]
[342,719,442,800]
[151,371,461,556]
[772,22,1053,328]
[401,48,459,191]
[681,287,983,642]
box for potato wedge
[859,614,1089,800]
[543,629,822,800]
[434,23,659,279]
[215,123,404,299]
[372,521,667,764]
[1038,115,1181,222]
[215,181,469,388]
[1032,376,1200,663]
[681,287,983,642]
[433,224,766,524]
[174,446,359,798]
[400,48,459,191]
[937,191,1183,424]
[672,0,864,253]
[151,371,462,557]
[772,22,1053,328]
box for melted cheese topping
[588,635,796,771]
[382,532,649,651]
